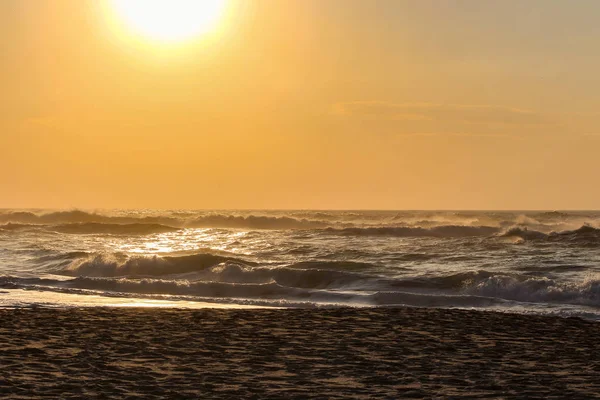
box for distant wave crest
[2,210,600,236]
[0,210,331,231]
[327,225,500,238]
[0,210,179,226]
[51,223,180,235]
[0,223,41,231]
[187,215,330,230]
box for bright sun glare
[110,0,227,42]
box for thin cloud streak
[333,101,547,125]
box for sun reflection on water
[113,228,255,256]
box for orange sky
[2,0,600,209]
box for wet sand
[1,307,599,399]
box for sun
[110,0,227,43]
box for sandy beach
[0,307,598,399]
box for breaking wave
[61,253,256,277]
[498,227,548,240]
[388,270,600,307]
[327,225,500,237]
[464,273,600,307]
[548,225,600,243]
[58,253,380,289]
[498,225,600,244]
[3,209,600,317]
[27,251,595,308]
[1,271,598,309]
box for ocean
[1,209,599,319]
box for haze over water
[1,209,599,319]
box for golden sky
[2,0,600,209]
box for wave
[2,267,599,309]
[60,253,256,277]
[0,210,181,227]
[68,278,313,299]
[0,210,333,231]
[464,273,600,307]
[206,263,379,289]
[1,221,180,235]
[62,278,511,307]
[187,215,330,230]
[388,270,600,307]
[389,270,500,290]
[498,227,548,240]
[326,225,500,238]
[286,260,381,271]
[54,251,600,307]
[0,275,310,299]
[516,264,590,273]
[5,273,594,310]
[2,210,600,235]
[548,225,600,243]
[0,275,505,308]
[57,253,380,289]
[371,291,504,307]
[51,223,180,235]
[534,211,573,220]
[0,223,41,231]
[0,275,364,304]
[498,225,600,244]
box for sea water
[1,209,599,319]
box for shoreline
[1,306,599,398]
[2,288,599,322]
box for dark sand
[1,307,599,399]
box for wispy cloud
[332,101,546,125]
[399,132,520,139]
